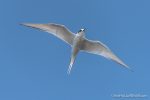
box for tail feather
[67,55,76,74]
[68,48,79,74]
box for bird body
[21,23,131,74]
[73,30,85,49]
[68,29,85,73]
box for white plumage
[21,23,131,74]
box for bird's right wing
[81,38,130,70]
[21,23,75,45]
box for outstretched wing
[81,38,131,70]
[21,23,75,45]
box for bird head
[78,28,85,33]
[77,28,86,37]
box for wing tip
[126,66,134,72]
[20,23,32,27]
[20,23,30,28]
[121,63,134,72]
[20,23,25,26]
[20,23,41,30]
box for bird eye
[78,30,82,32]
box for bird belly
[73,35,84,50]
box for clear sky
[0,0,149,100]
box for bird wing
[81,38,130,69]
[21,23,75,45]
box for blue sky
[0,0,149,100]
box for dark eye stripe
[78,30,82,32]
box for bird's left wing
[21,23,75,45]
[81,38,130,70]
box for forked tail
[67,48,79,74]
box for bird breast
[73,35,84,49]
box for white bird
[21,23,131,74]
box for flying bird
[21,23,130,74]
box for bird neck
[77,32,85,37]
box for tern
[21,23,130,74]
